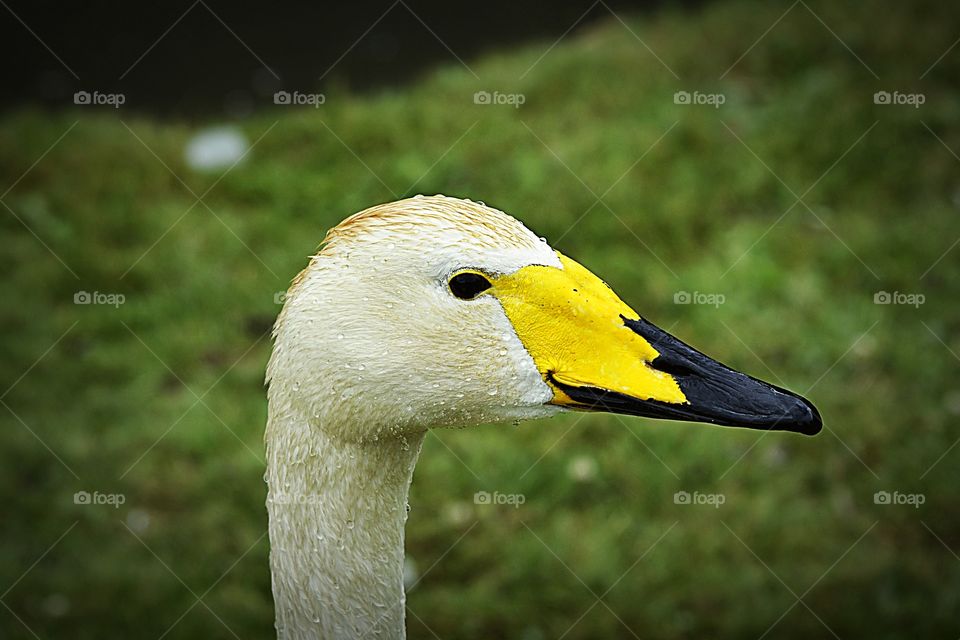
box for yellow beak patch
[490,252,687,407]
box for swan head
[268,194,821,443]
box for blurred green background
[3,0,959,638]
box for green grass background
[2,0,959,637]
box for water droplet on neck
[488,389,499,396]
[337,333,344,340]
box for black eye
[448,272,492,300]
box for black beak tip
[786,396,822,436]
[622,315,823,436]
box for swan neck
[266,409,424,640]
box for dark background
[4,0,698,117]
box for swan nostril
[649,358,695,378]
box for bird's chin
[428,403,564,430]
[503,403,566,424]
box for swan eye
[448,272,492,300]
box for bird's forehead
[320,195,562,274]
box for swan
[265,194,821,639]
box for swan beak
[493,252,822,435]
